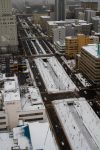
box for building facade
[79,44,100,84]
[0,0,18,53]
[65,34,99,58]
[55,0,66,21]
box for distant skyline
[12,0,55,5]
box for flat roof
[21,87,44,111]
[4,90,20,102]
[47,19,86,26]
[4,80,16,92]
[53,98,100,150]
[82,44,100,58]
[0,133,14,150]
[35,56,77,93]
[28,121,59,150]
[41,15,51,19]
[0,120,59,150]
[4,75,20,102]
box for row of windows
[0,22,15,25]
[0,116,6,119]
[19,112,43,117]
[24,118,43,122]
[0,122,6,125]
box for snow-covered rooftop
[53,98,100,150]
[47,19,86,26]
[75,73,91,87]
[0,133,14,150]
[21,87,44,111]
[4,75,20,102]
[82,44,100,58]
[29,121,59,150]
[0,121,59,150]
[41,15,51,19]
[35,56,77,93]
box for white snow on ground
[75,73,91,87]
[36,39,46,54]
[61,56,75,70]
[35,58,58,93]
[35,56,77,93]
[48,57,77,91]
[53,98,100,150]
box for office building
[85,9,96,23]
[0,120,59,150]
[52,98,100,150]
[65,34,99,58]
[55,0,66,21]
[92,16,100,32]
[0,0,18,53]
[79,44,100,84]
[81,0,98,10]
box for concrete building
[65,34,99,58]
[53,26,66,52]
[52,98,100,150]
[40,15,51,32]
[47,19,88,39]
[72,20,92,35]
[0,0,18,53]
[85,9,96,23]
[74,7,84,19]
[65,36,78,58]
[79,44,100,84]
[81,1,98,10]
[0,121,59,150]
[55,0,66,21]
[78,12,85,20]
[92,16,100,32]
[0,0,12,15]
[53,26,66,43]
[0,72,46,130]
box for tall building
[65,34,99,58]
[79,44,100,84]
[85,9,96,23]
[92,16,100,32]
[0,0,18,53]
[55,0,66,21]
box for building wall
[55,0,66,20]
[81,2,98,10]
[0,0,12,15]
[79,46,100,84]
[92,16,100,32]
[85,10,96,23]
[65,34,99,58]
[53,26,66,43]
[0,16,18,48]
[65,36,78,58]
[0,0,18,53]
[4,100,21,129]
[40,16,51,32]
[18,109,46,123]
[0,111,8,130]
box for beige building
[79,44,100,84]
[40,16,51,32]
[65,36,78,58]
[65,34,99,58]
[0,74,46,130]
[0,0,18,53]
